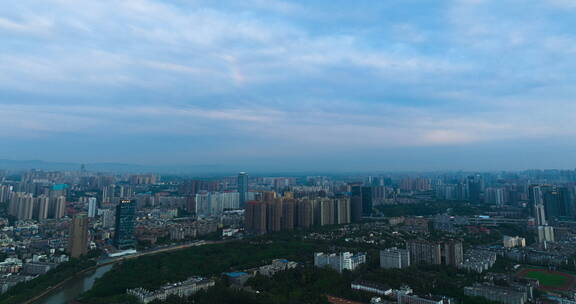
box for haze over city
[4,2,576,304]
[2,0,576,171]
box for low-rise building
[503,236,526,248]
[464,284,528,304]
[127,276,214,303]
[314,252,366,273]
[351,280,392,296]
[397,293,452,304]
[258,259,298,277]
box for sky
[1,0,576,172]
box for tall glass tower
[114,199,136,249]
[238,172,248,208]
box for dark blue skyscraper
[238,172,248,208]
[361,186,373,216]
[114,199,136,249]
[350,184,363,222]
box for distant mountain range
[0,159,234,175]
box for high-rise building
[528,185,545,218]
[406,240,442,265]
[244,201,267,235]
[266,199,282,232]
[361,186,373,216]
[534,204,547,226]
[350,184,363,222]
[69,213,89,258]
[296,199,313,229]
[467,175,483,203]
[9,192,34,220]
[238,172,248,208]
[87,197,97,218]
[35,195,50,220]
[314,198,334,226]
[537,226,555,243]
[114,199,136,249]
[334,198,351,224]
[485,188,505,206]
[0,185,12,204]
[441,240,463,266]
[380,248,411,269]
[51,196,66,219]
[281,199,295,231]
[102,209,115,228]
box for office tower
[350,184,363,222]
[380,248,411,269]
[238,172,248,208]
[281,199,295,230]
[87,197,97,218]
[467,175,483,203]
[558,187,575,218]
[245,200,267,235]
[296,199,313,229]
[361,186,373,216]
[266,199,282,232]
[442,240,463,266]
[114,199,136,249]
[69,213,89,258]
[35,195,50,220]
[334,198,351,224]
[406,240,442,265]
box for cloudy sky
[1,0,576,172]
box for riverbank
[19,240,229,304]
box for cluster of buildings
[127,276,215,303]
[245,197,353,234]
[459,249,497,273]
[379,241,495,273]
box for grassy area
[522,270,568,287]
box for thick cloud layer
[1,0,575,171]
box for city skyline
[2,1,576,170]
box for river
[33,264,113,304]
